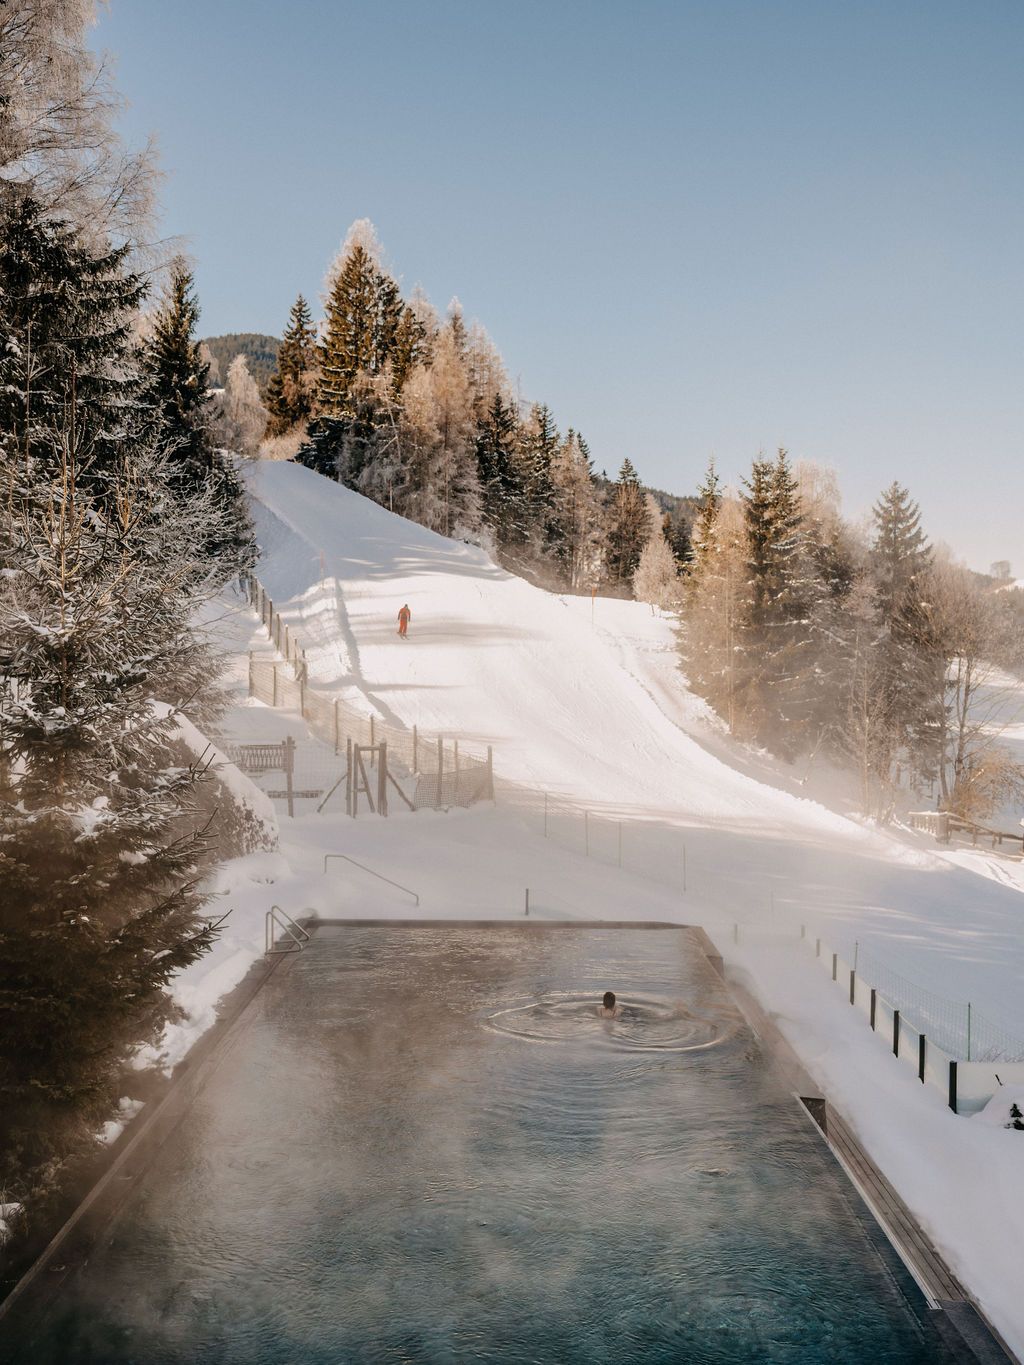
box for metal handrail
[322,854,420,906]
[265,905,312,955]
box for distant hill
[201,333,281,394]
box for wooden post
[378,741,388,817]
[436,736,444,809]
[272,663,279,707]
[284,735,295,819]
[948,1060,958,1113]
[831,952,838,982]
[918,1033,926,1083]
[893,1009,901,1057]
[849,969,856,1006]
[524,888,530,917]
[870,988,877,1030]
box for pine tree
[519,403,560,554]
[0,196,145,492]
[605,459,651,586]
[738,449,819,753]
[317,225,402,418]
[142,261,253,572]
[476,392,526,549]
[869,482,941,784]
[669,513,693,569]
[302,222,403,482]
[264,294,318,437]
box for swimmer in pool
[598,991,619,1019]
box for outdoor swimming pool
[3,923,961,1363]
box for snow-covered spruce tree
[301,220,403,480]
[264,293,319,437]
[869,482,941,787]
[0,196,145,492]
[605,459,651,588]
[549,429,605,590]
[141,260,253,572]
[633,515,680,611]
[0,404,227,1197]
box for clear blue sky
[94,1,1022,572]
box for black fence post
[832,952,838,982]
[893,1009,901,1057]
[918,1033,926,1083]
[849,969,856,1006]
[870,988,877,1031]
[948,1060,958,1113]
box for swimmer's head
[602,991,616,1011]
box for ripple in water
[485,994,738,1052]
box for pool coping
[0,917,1017,1364]
[716,948,1017,1365]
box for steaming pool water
[7,923,960,1363]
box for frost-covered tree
[398,327,481,537]
[264,294,319,437]
[682,478,748,731]
[550,429,605,590]
[633,519,680,611]
[219,354,268,456]
[0,1,155,238]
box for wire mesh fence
[498,781,1024,1066]
[242,573,494,811]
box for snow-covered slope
[245,459,1024,1037]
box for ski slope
[244,459,1024,1038]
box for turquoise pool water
[4,924,959,1362]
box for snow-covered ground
[156,460,1024,1355]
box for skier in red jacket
[397,603,411,638]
